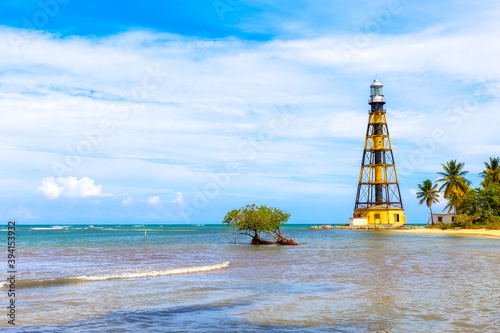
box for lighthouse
[350,79,406,226]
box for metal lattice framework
[354,101,404,209]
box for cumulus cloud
[147,196,161,206]
[172,192,184,205]
[38,177,111,200]
[122,196,133,205]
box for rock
[308,225,333,229]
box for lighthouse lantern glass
[371,86,383,96]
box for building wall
[349,218,368,226]
[432,214,454,225]
[353,208,406,225]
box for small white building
[349,217,368,226]
[431,213,455,225]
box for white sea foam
[30,226,68,230]
[0,262,230,288]
[75,262,230,281]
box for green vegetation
[479,157,500,183]
[416,179,440,226]
[416,158,500,229]
[436,160,472,215]
[457,180,500,229]
[223,204,299,245]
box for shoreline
[308,224,500,238]
[392,227,500,238]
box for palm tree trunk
[430,206,434,226]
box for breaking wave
[0,262,229,288]
[29,226,69,230]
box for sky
[0,0,499,224]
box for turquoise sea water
[2,224,500,332]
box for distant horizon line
[3,222,427,226]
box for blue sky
[0,0,499,224]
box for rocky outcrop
[308,225,334,229]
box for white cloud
[147,196,161,206]
[172,192,185,205]
[2,15,499,223]
[38,177,64,200]
[122,196,133,205]
[38,177,111,200]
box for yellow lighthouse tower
[350,79,406,226]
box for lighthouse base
[351,205,405,226]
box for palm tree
[436,160,472,216]
[416,179,440,225]
[443,193,459,214]
[479,157,500,184]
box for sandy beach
[394,227,500,238]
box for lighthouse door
[374,213,381,224]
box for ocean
[2,224,500,332]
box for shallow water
[2,225,500,332]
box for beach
[393,227,500,238]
